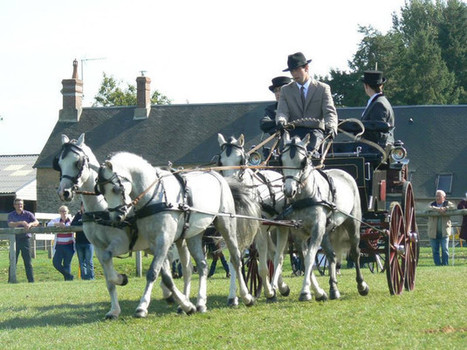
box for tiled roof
[35,103,467,199]
[0,154,38,198]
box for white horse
[217,133,291,301]
[97,151,258,316]
[55,134,193,319]
[280,131,369,301]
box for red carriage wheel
[242,245,263,298]
[385,203,407,295]
[402,182,419,291]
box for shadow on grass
[0,293,256,329]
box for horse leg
[94,246,122,320]
[176,239,193,297]
[271,226,289,294]
[321,233,340,300]
[255,228,276,302]
[216,219,254,307]
[349,227,369,296]
[159,239,192,306]
[135,240,195,318]
[186,236,208,313]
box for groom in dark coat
[360,70,395,148]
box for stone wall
[36,168,80,214]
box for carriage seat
[338,120,393,134]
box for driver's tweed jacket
[276,79,338,134]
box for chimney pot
[134,75,151,120]
[59,60,83,122]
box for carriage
[242,121,419,296]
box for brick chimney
[133,74,151,120]
[59,59,83,122]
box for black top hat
[283,52,312,72]
[269,76,292,92]
[361,70,387,85]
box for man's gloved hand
[325,128,337,140]
[277,117,287,130]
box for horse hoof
[358,284,370,296]
[245,297,255,307]
[185,305,197,315]
[104,313,118,320]
[134,308,148,318]
[120,274,128,286]
[330,290,341,300]
[227,298,239,308]
[196,305,208,313]
[299,293,312,302]
[266,295,278,303]
[315,293,328,302]
[280,285,290,297]
[165,295,176,305]
[266,289,277,303]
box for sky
[0,0,407,155]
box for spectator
[457,192,467,244]
[427,190,455,266]
[72,202,94,280]
[276,52,338,152]
[205,228,230,278]
[7,198,39,283]
[48,205,75,280]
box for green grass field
[0,246,466,349]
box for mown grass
[0,246,466,349]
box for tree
[327,0,466,106]
[93,73,171,107]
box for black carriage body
[323,141,418,295]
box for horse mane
[107,152,153,172]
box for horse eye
[112,185,122,194]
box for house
[34,61,467,219]
[0,154,38,226]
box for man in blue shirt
[7,198,39,282]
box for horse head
[217,133,246,177]
[55,133,96,201]
[96,159,133,223]
[280,131,312,199]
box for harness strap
[316,169,336,203]
[171,171,193,239]
[254,171,277,210]
[83,211,140,251]
[135,202,174,219]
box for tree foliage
[93,73,171,107]
[327,0,466,106]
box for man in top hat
[260,76,292,135]
[276,52,338,152]
[360,70,395,148]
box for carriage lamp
[390,147,407,162]
[248,150,263,166]
[389,141,408,170]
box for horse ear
[217,133,226,147]
[61,134,69,145]
[238,134,244,147]
[283,131,290,144]
[104,160,113,171]
[77,133,85,146]
[302,133,311,146]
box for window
[435,173,453,194]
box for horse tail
[225,177,262,250]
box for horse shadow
[0,294,251,329]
